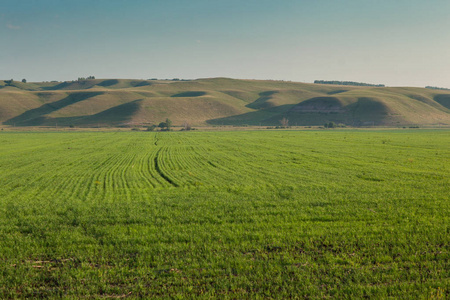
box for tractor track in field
[154,148,179,187]
[153,133,177,186]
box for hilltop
[1,78,449,127]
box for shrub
[279,117,289,127]
[147,125,157,131]
[183,121,191,131]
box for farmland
[0,130,449,298]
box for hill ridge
[1,78,449,127]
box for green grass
[0,130,449,298]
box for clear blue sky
[2,0,450,87]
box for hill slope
[1,78,449,126]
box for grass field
[0,130,449,298]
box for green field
[0,130,449,298]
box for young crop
[0,130,448,298]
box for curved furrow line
[0,141,84,191]
[169,144,203,186]
[105,149,136,197]
[3,145,101,201]
[189,153,241,185]
[123,136,156,191]
[70,137,134,200]
[69,137,134,201]
[170,145,224,186]
[203,138,301,185]
[130,133,164,188]
[119,151,139,201]
[133,150,158,189]
[168,138,265,187]
[131,152,160,189]
[61,155,115,201]
[143,149,171,188]
[108,137,152,197]
[33,163,87,201]
[171,142,249,186]
[154,147,179,187]
[192,147,262,185]
[161,145,199,186]
[136,135,171,188]
[45,149,123,201]
[40,135,131,201]
[104,149,133,198]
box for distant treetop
[314,80,385,87]
[77,76,95,81]
[425,86,450,91]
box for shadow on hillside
[208,97,392,126]
[407,94,445,111]
[5,92,104,126]
[207,104,295,126]
[41,81,93,90]
[245,91,278,109]
[41,79,153,91]
[171,91,207,97]
[79,99,143,125]
[8,99,143,127]
[131,81,152,87]
[348,97,389,115]
[290,97,344,113]
[283,97,389,126]
[434,94,450,109]
[98,79,152,88]
[327,90,348,95]
[97,79,119,87]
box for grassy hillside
[1,78,449,126]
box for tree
[165,118,172,130]
[279,117,289,127]
[21,79,27,83]
[158,121,167,130]
[147,125,157,131]
[158,118,173,131]
[183,121,191,131]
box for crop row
[0,130,449,298]
[1,131,449,203]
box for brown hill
[1,78,449,127]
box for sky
[1,0,450,87]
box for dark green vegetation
[426,86,450,91]
[314,80,385,87]
[0,130,449,298]
[1,78,449,127]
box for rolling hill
[1,78,449,127]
